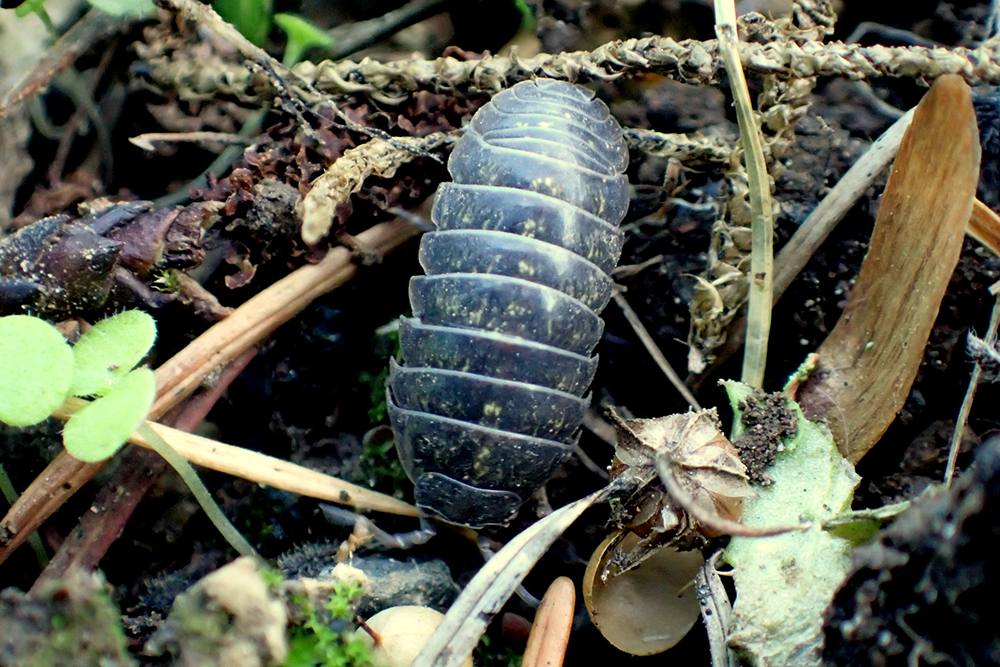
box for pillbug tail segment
[414,473,522,529]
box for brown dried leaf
[797,74,981,464]
[611,409,752,510]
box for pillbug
[388,79,629,528]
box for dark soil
[3,0,1000,665]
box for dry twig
[611,291,700,410]
[0,218,423,566]
[944,282,1000,486]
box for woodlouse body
[388,80,629,528]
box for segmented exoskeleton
[388,79,629,528]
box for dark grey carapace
[388,79,629,528]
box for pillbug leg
[319,504,437,550]
[477,536,543,609]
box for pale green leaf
[722,380,860,667]
[64,368,155,462]
[0,315,74,427]
[70,310,157,398]
[274,13,335,66]
[87,0,155,17]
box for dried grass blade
[42,398,419,517]
[797,75,980,463]
[713,0,775,388]
[412,490,606,667]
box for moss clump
[0,568,134,667]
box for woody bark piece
[797,75,980,464]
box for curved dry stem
[655,450,807,538]
[136,422,257,558]
[714,1,774,389]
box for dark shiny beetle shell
[389,79,629,528]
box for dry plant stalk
[713,0,775,388]
[772,109,915,301]
[797,74,980,463]
[153,218,422,414]
[144,24,1000,104]
[52,400,417,516]
[688,0,834,378]
[944,283,1000,486]
[138,422,418,515]
[521,577,576,667]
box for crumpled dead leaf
[603,409,752,576]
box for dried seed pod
[583,531,703,656]
[603,409,752,576]
[388,79,630,528]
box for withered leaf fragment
[297,132,454,245]
[0,200,216,316]
[0,214,124,314]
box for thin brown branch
[944,282,1000,486]
[29,348,260,585]
[611,291,701,410]
[152,218,423,416]
[0,218,423,568]
[30,447,167,589]
[773,109,914,302]
[0,9,130,122]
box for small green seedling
[285,580,374,667]
[274,13,336,67]
[213,0,273,46]
[0,311,255,558]
[12,0,153,31]
[0,312,156,461]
